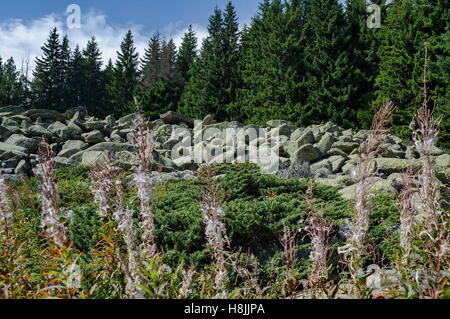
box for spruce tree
[345,0,384,128]
[161,38,179,81]
[176,25,198,82]
[67,45,84,108]
[374,0,428,138]
[430,31,450,149]
[0,57,4,106]
[301,0,356,127]
[0,57,22,105]
[60,35,72,107]
[179,7,225,119]
[32,28,64,111]
[237,0,304,124]
[111,30,140,116]
[82,37,106,116]
[103,59,115,110]
[138,36,182,117]
[180,3,240,121]
[221,1,241,120]
[141,33,162,87]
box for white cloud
[0,10,208,73]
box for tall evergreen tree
[111,30,140,115]
[138,36,183,118]
[67,45,84,108]
[32,28,64,110]
[221,1,241,119]
[0,57,23,106]
[301,0,356,127]
[141,33,162,87]
[82,37,106,116]
[60,35,72,107]
[176,25,198,82]
[161,38,179,81]
[237,0,304,124]
[0,57,4,105]
[180,2,240,121]
[374,0,444,139]
[345,0,385,128]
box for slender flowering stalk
[36,139,67,247]
[114,180,144,298]
[305,181,333,288]
[280,224,298,295]
[178,267,196,299]
[198,164,230,298]
[409,44,448,298]
[132,99,156,258]
[399,168,416,258]
[90,159,143,299]
[0,173,13,233]
[89,160,116,217]
[339,101,395,259]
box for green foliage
[367,194,401,263]
[0,57,27,106]
[375,0,450,143]
[237,0,304,125]
[179,2,240,121]
[32,28,66,111]
[136,80,183,119]
[110,30,140,117]
[176,25,198,83]
[67,203,101,252]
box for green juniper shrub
[67,203,101,252]
[6,163,405,297]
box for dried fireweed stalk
[0,172,13,234]
[198,164,230,298]
[339,101,395,260]
[409,43,448,298]
[305,181,333,290]
[36,139,67,247]
[398,167,416,259]
[132,99,156,258]
[178,267,196,299]
[90,158,143,299]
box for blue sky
[0,0,260,34]
[0,1,261,70]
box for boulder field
[1,105,449,198]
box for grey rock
[22,109,66,122]
[48,121,79,140]
[5,134,38,153]
[266,120,292,128]
[64,106,88,120]
[292,144,321,162]
[332,141,359,153]
[0,141,29,155]
[82,130,105,144]
[376,158,420,175]
[317,132,334,154]
[339,178,397,200]
[436,154,450,167]
[27,125,53,138]
[80,151,106,166]
[160,111,195,128]
[14,159,29,175]
[331,156,346,173]
[58,140,89,158]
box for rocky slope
[1,105,449,199]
